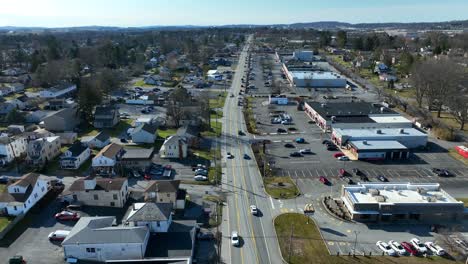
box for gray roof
[122,147,154,160]
[94,131,110,142]
[66,142,89,156]
[127,203,173,222]
[133,123,158,135]
[62,216,148,245]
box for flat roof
[368,115,412,124]
[334,127,426,138]
[344,183,461,204]
[290,71,342,80]
[349,140,408,150]
[306,102,397,121]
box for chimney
[84,176,97,190]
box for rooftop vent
[369,189,380,196]
[375,195,386,202]
[417,188,427,194]
[321,103,327,108]
[376,129,382,134]
[363,140,368,145]
[399,128,405,134]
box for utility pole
[353,231,360,256]
[288,224,294,263]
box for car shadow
[320,227,347,237]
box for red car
[55,210,80,221]
[319,176,329,185]
[401,241,418,255]
[144,174,152,180]
[333,152,345,158]
[339,168,347,177]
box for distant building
[80,131,110,149]
[292,50,315,62]
[60,142,91,170]
[131,123,157,144]
[342,183,465,223]
[39,83,77,98]
[42,107,80,132]
[93,106,119,128]
[144,180,186,210]
[159,136,188,159]
[0,135,27,165]
[286,71,346,88]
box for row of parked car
[376,238,445,256]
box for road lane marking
[269,196,276,210]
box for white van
[48,230,70,241]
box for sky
[1,0,468,28]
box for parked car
[299,149,312,154]
[337,156,349,161]
[432,168,451,177]
[277,128,287,133]
[144,174,152,180]
[326,145,337,151]
[389,240,407,255]
[360,175,369,182]
[352,168,361,175]
[243,154,251,160]
[345,178,355,185]
[55,211,80,221]
[376,241,397,256]
[290,152,302,157]
[8,255,26,264]
[339,169,347,177]
[295,138,305,143]
[284,143,295,148]
[454,238,468,251]
[48,230,70,242]
[319,176,329,185]
[231,231,240,246]
[401,241,418,255]
[197,231,215,240]
[424,241,445,255]
[333,152,345,158]
[195,169,208,176]
[120,138,128,143]
[410,238,428,254]
[194,175,208,181]
[0,176,9,184]
[377,175,388,182]
[250,205,258,215]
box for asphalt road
[220,37,283,264]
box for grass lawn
[106,120,133,137]
[0,184,6,193]
[264,176,300,199]
[456,198,468,207]
[157,128,177,139]
[448,149,468,166]
[430,112,467,132]
[275,213,460,264]
[209,92,227,109]
[134,79,154,88]
[201,119,222,137]
[0,217,12,232]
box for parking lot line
[314,168,320,177]
[294,170,299,178]
[370,169,379,177]
[321,169,328,177]
[307,169,313,177]
[328,168,337,177]
[301,170,306,178]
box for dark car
[360,175,369,182]
[322,140,331,145]
[352,168,361,175]
[277,128,287,133]
[238,130,246,136]
[326,145,337,151]
[289,152,302,157]
[0,176,9,184]
[284,143,295,148]
[243,154,250,160]
[319,176,329,185]
[377,175,388,182]
[120,138,128,143]
[346,178,355,185]
[339,169,347,177]
[432,168,451,177]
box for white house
[62,177,129,207]
[39,83,77,98]
[207,69,222,81]
[81,131,110,149]
[125,203,173,233]
[92,143,124,175]
[26,136,61,167]
[62,216,150,262]
[131,123,157,144]
[0,173,49,216]
[60,142,91,170]
[0,136,27,165]
[159,136,188,159]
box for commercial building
[342,183,465,223]
[287,71,347,88]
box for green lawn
[430,112,467,132]
[264,177,300,199]
[107,120,133,137]
[275,213,460,264]
[0,217,12,232]
[456,198,468,207]
[134,79,154,88]
[201,119,222,137]
[157,128,177,139]
[209,92,227,109]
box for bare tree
[447,89,468,130]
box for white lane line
[301,170,306,178]
[307,169,313,177]
[315,168,320,177]
[321,169,328,177]
[294,170,298,178]
[269,196,276,210]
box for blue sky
[1,0,467,27]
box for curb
[321,197,354,223]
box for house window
[13,206,17,210]
[41,187,45,192]
[93,194,99,200]
[157,221,160,227]
[113,194,118,200]
[86,248,96,253]
[73,195,77,201]
[34,193,38,198]
[24,204,26,208]
[110,202,115,207]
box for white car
[231,231,240,246]
[194,175,208,181]
[250,205,258,215]
[410,238,427,254]
[337,156,349,161]
[425,241,445,255]
[388,240,407,255]
[454,238,468,251]
[376,241,396,256]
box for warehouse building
[287,71,347,88]
[333,127,427,148]
[342,183,465,223]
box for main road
[220,37,283,264]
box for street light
[353,231,360,256]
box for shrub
[433,126,455,141]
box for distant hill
[286,20,468,30]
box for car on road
[231,231,240,246]
[377,175,388,182]
[299,149,312,154]
[194,175,208,181]
[389,240,407,255]
[432,168,451,177]
[376,241,396,256]
[227,152,234,159]
[337,156,349,161]
[277,128,287,133]
[295,138,305,143]
[319,176,329,185]
[401,241,418,255]
[250,205,258,215]
[424,241,445,255]
[243,154,250,160]
[284,143,295,148]
[55,211,80,221]
[290,152,302,157]
[48,230,70,242]
[238,130,245,136]
[333,152,344,158]
[410,238,428,254]
[0,176,9,184]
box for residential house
[143,75,162,85]
[120,147,154,170]
[81,131,110,149]
[62,216,149,262]
[373,62,390,75]
[144,180,186,209]
[62,176,129,207]
[26,136,61,167]
[125,202,173,233]
[39,83,77,98]
[177,124,201,148]
[159,136,188,159]
[0,135,27,165]
[60,142,91,170]
[56,132,78,145]
[47,98,68,110]
[0,102,15,115]
[23,128,54,141]
[7,125,25,135]
[93,106,119,128]
[92,143,124,175]
[131,123,157,144]
[42,107,80,132]
[0,173,49,216]
[0,85,13,96]
[7,95,28,110]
